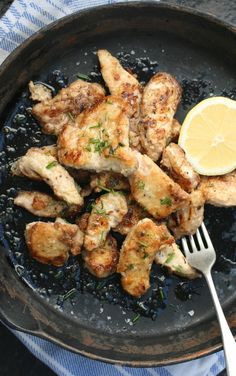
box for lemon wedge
[178,96,236,176]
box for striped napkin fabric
[0,1,226,375]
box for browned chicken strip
[170,119,181,143]
[129,152,189,219]
[14,191,80,218]
[13,148,83,206]
[29,81,52,102]
[114,195,151,235]
[161,143,200,192]
[58,96,138,176]
[168,189,204,239]
[84,192,127,251]
[200,171,236,206]
[97,49,142,150]
[25,220,84,266]
[90,172,129,193]
[83,235,119,278]
[117,219,171,297]
[11,145,57,178]
[140,73,182,161]
[155,242,199,279]
[32,79,105,135]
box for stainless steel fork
[181,222,236,376]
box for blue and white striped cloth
[0,1,226,375]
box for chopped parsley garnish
[165,252,175,264]
[127,264,134,270]
[88,138,110,154]
[76,73,91,81]
[54,270,63,279]
[160,197,172,207]
[137,180,145,190]
[142,252,148,259]
[62,288,77,301]
[174,265,184,274]
[89,122,102,129]
[98,185,114,193]
[67,112,75,121]
[46,161,58,169]
[106,99,113,104]
[159,288,164,300]
[132,313,140,323]
[93,206,107,215]
[100,231,105,241]
[138,240,148,248]
[85,145,91,152]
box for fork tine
[201,222,213,248]
[181,237,191,256]
[189,235,198,251]
[196,228,205,248]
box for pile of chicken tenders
[12,50,236,298]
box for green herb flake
[63,288,77,301]
[76,73,91,81]
[127,264,134,270]
[159,288,164,300]
[85,145,91,152]
[100,231,105,242]
[98,185,113,193]
[106,99,113,104]
[93,206,107,215]
[67,112,75,121]
[137,180,145,190]
[138,240,148,248]
[88,138,110,154]
[132,313,140,323]
[160,197,172,207]
[46,161,58,169]
[54,270,63,279]
[89,122,102,129]
[174,265,184,274]
[165,252,175,264]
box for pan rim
[0,1,236,366]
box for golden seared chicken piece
[12,148,83,206]
[76,212,90,232]
[161,143,200,193]
[140,73,182,161]
[58,96,138,176]
[14,191,80,218]
[83,235,119,278]
[97,49,142,150]
[31,79,105,135]
[168,189,204,239]
[25,220,84,266]
[200,171,236,206]
[117,219,169,297]
[170,119,181,143]
[155,242,199,279]
[114,195,151,235]
[90,172,129,193]
[29,81,52,102]
[11,145,57,178]
[84,192,127,251]
[129,152,189,219]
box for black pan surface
[0,2,236,366]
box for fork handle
[204,271,236,376]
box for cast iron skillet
[0,2,236,367]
